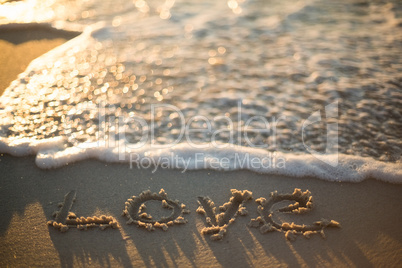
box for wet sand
[0,24,78,95]
[0,17,401,268]
[0,154,401,267]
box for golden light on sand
[2,203,60,266]
[0,38,67,95]
[1,0,401,266]
[356,232,402,267]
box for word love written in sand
[48,188,340,241]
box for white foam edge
[0,22,400,183]
[22,21,106,64]
[0,20,105,106]
[0,136,66,157]
[1,137,400,183]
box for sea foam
[1,136,400,183]
[0,0,401,183]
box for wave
[0,136,400,183]
[1,0,401,184]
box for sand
[0,21,401,268]
[0,24,79,95]
[0,154,401,267]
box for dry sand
[0,154,401,267]
[0,24,78,95]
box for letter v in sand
[197,189,253,241]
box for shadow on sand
[1,155,401,267]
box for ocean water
[0,0,401,182]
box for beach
[1,0,402,267]
[1,154,401,267]
[0,24,78,95]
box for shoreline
[0,24,79,95]
[0,5,401,266]
[1,154,401,267]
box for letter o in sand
[122,189,190,231]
